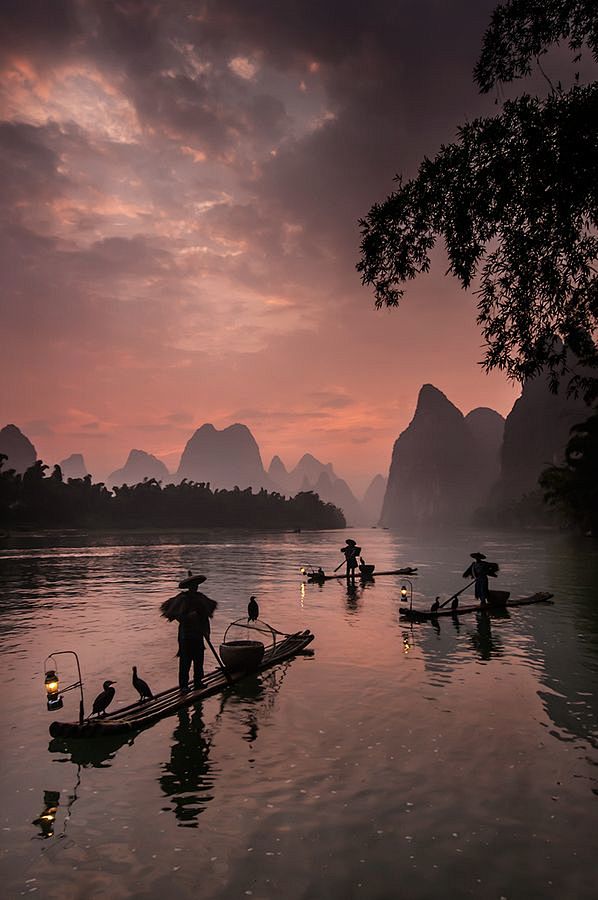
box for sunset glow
[0,0,519,491]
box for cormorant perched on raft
[91,680,116,717]
[431,597,440,613]
[451,596,459,611]
[248,596,259,621]
[132,666,153,701]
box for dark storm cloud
[0,0,82,65]
[0,121,69,210]
[0,0,506,327]
[201,0,499,258]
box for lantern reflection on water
[32,791,61,839]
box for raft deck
[400,592,554,621]
[50,630,314,738]
[306,566,418,582]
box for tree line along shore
[0,458,346,531]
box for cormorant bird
[431,596,440,612]
[248,596,259,621]
[132,666,154,701]
[91,680,116,717]
[451,596,459,611]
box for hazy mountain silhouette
[464,407,505,508]
[108,449,170,487]
[0,424,36,474]
[177,423,269,489]
[380,385,503,528]
[59,453,88,480]
[489,375,589,507]
[268,455,289,488]
[313,471,364,526]
[268,451,366,523]
[362,474,387,525]
[268,453,336,495]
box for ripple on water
[2,528,598,899]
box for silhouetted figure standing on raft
[132,665,154,701]
[340,539,362,580]
[463,552,499,606]
[161,573,217,692]
[91,680,116,716]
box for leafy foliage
[539,411,598,531]
[358,1,598,396]
[0,458,346,531]
[475,0,598,91]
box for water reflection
[49,732,137,767]
[159,663,296,827]
[395,605,508,662]
[344,579,364,613]
[468,610,506,660]
[31,790,61,839]
[31,768,82,845]
[159,706,215,827]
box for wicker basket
[219,639,265,671]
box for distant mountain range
[1,369,591,529]
[0,424,36,474]
[380,375,590,527]
[0,421,382,525]
[380,385,504,527]
[108,449,170,487]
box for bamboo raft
[400,591,554,621]
[49,629,314,738]
[305,566,418,583]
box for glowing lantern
[43,651,85,723]
[400,579,414,610]
[44,669,63,711]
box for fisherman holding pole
[462,552,499,607]
[160,573,218,691]
[337,538,362,580]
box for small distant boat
[400,591,554,621]
[303,565,418,583]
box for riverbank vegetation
[0,458,346,531]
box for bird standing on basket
[132,665,153,701]
[248,596,259,621]
[91,680,116,717]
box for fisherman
[340,538,362,580]
[463,552,495,606]
[161,574,217,692]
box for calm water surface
[1,527,597,899]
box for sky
[0,0,524,493]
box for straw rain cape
[160,591,218,621]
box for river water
[1,527,597,899]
